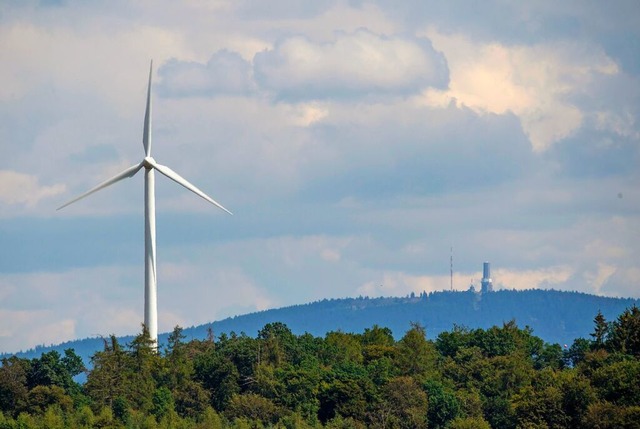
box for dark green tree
[371,376,428,429]
[423,379,460,428]
[194,351,240,411]
[85,335,129,410]
[591,310,609,349]
[0,356,30,416]
[394,323,437,381]
[607,306,640,357]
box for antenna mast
[450,246,453,291]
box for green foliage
[378,376,428,429]
[590,359,640,406]
[112,396,130,425]
[591,311,609,348]
[394,323,437,381]
[423,379,460,428]
[0,356,30,416]
[607,305,640,357]
[194,351,240,411]
[448,416,491,429]
[1,307,639,428]
[152,386,175,420]
[564,338,591,367]
[225,393,285,425]
[583,401,640,429]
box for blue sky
[1,0,638,353]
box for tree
[194,351,240,411]
[564,338,591,367]
[512,383,567,428]
[607,306,640,357]
[361,326,394,348]
[370,376,428,429]
[590,359,640,407]
[26,385,73,415]
[126,326,162,412]
[591,311,609,349]
[0,356,30,416]
[534,343,565,370]
[258,322,296,367]
[394,323,437,381]
[558,370,595,429]
[448,416,491,429]
[174,380,211,419]
[112,396,131,425]
[319,362,375,424]
[85,335,129,410]
[225,393,285,425]
[423,379,460,428]
[152,387,175,420]
[325,332,363,365]
[27,349,84,398]
[582,401,635,429]
[436,325,472,358]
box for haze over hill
[5,289,637,366]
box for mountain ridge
[4,289,638,366]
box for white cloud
[0,170,66,208]
[0,20,193,111]
[358,272,450,297]
[158,263,276,331]
[420,29,619,151]
[158,50,256,97]
[254,29,448,99]
[0,310,76,352]
[0,266,140,353]
[0,0,638,355]
[356,266,576,298]
[493,266,574,290]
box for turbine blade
[149,159,233,215]
[57,162,144,210]
[142,60,153,157]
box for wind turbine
[58,61,232,345]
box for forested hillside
[8,289,638,367]
[1,306,639,428]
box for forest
[0,306,639,429]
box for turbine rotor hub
[143,156,156,169]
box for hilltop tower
[481,262,493,293]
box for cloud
[159,262,277,330]
[421,30,619,151]
[1,0,639,355]
[0,20,191,109]
[254,29,449,99]
[548,126,639,178]
[0,170,65,208]
[0,266,140,353]
[299,101,533,201]
[601,267,640,298]
[493,266,574,291]
[158,50,256,98]
[358,272,451,297]
[0,310,76,352]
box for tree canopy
[0,306,639,428]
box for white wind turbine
[58,61,232,345]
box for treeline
[1,307,639,429]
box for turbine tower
[58,61,232,345]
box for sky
[1,0,639,354]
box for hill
[4,289,638,366]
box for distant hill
[4,289,638,368]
